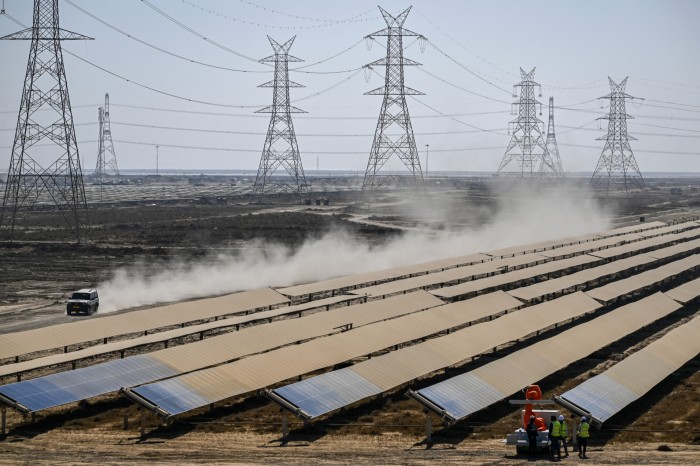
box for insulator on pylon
[363,66,372,83]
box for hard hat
[581,416,587,421]
[530,415,535,419]
[558,415,565,421]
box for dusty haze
[98,185,610,312]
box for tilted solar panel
[409,292,681,423]
[555,315,700,425]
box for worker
[549,415,562,460]
[578,416,590,458]
[558,414,570,457]
[526,415,538,459]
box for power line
[139,0,262,64]
[426,41,512,95]
[561,143,699,156]
[60,48,362,108]
[409,95,508,136]
[63,49,263,108]
[180,0,379,29]
[415,66,511,104]
[64,0,268,74]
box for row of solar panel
[6,222,694,378]
[0,222,697,427]
[5,224,698,386]
[0,220,690,366]
[123,253,698,419]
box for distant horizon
[3,168,698,179]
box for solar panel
[555,315,700,425]
[664,277,700,303]
[0,287,288,361]
[348,253,547,298]
[586,254,700,303]
[409,292,681,423]
[127,291,526,418]
[276,253,490,298]
[431,254,600,300]
[266,292,601,420]
[0,291,442,413]
[507,254,657,302]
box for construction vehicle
[505,384,559,453]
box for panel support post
[140,409,146,439]
[1,406,6,437]
[123,413,129,430]
[282,411,289,443]
[425,410,432,444]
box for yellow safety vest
[579,422,590,438]
[561,422,568,437]
[551,420,561,437]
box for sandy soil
[0,429,698,465]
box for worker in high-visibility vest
[578,416,591,458]
[558,414,570,457]
[548,415,562,460]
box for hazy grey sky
[1,0,698,173]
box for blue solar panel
[416,372,505,421]
[560,374,639,423]
[273,368,382,419]
[131,378,211,416]
[0,355,178,412]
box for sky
[0,0,699,175]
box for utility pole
[362,6,425,192]
[497,68,559,178]
[155,145,159,175]
[0,0,93,243]
[545,97,564,176]
[253,36,308,198]
[590,77,643,191]
[95,93,120,179]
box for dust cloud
[97,184,610,313]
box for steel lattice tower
[253,36,308,197]
[95,93,119,179]
[590,77,643,191]
[0,0,92,243]
[362,6,425,192]
[497,68,559,177]
[545,96,564,175]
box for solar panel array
[409,293,681,423]
[267,292,600,420]
[556,314,700,425]
[126,291,524,417]
[0,292,441,412]
[1,218,698,431]
[0,295,362,379]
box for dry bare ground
[0,430,699,465]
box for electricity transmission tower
[545,96,564,175]
[253,36,308,197]
[0,0,92,243]
[497,67,559,177]
[362,6,425,192]
[95,93,120,179]
[590,77,644,191]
